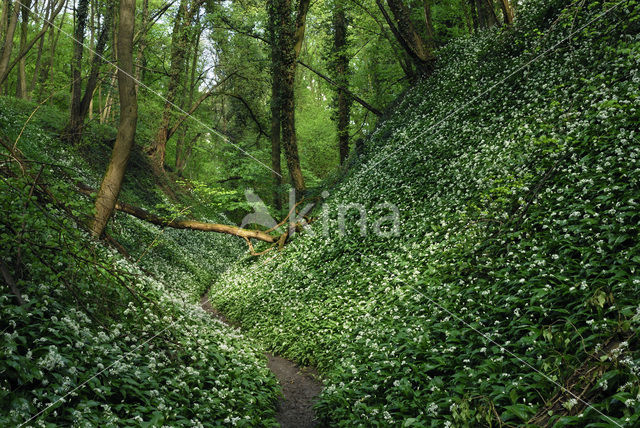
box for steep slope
[207,0,640,426]
[0,98,280,425]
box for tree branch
[298,61,383,116]
[76,184,277,243]
[218,14,382,116]
[220,92,271,139]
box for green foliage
[207,1,640,426]
[0,99,279,426]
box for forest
[1,0,639,425]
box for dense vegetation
[2,0,639,425]
[207,0,640,425]
[0,99,279,425]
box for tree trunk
[279,20,305,193]
[29,0,49,97]
[468,0,478,32]
[38,0,67,100]
[100,71,116,124]
[149,0,197,173]
[424,0,435,48]
[475,0,497,28]
[79,183,277,242]
[268,0,283,211]
[176,132,200,176]
[375,0,433,74]
[135,0,149,91]
[0,1,20,94]
[67,0,89,141]
[1,0,10,39]
[333,4,351,165]
[175,27,200,173]
[66,2,112,143]
[92,0,138,238]
[277,0,309,194]
[270,79,283,210]
[15,0,30,99]
[498,0,514,25]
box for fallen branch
[76,183,277,243]
[243,237,276,256]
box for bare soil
[200,295,323,427]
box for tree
[375,0,434,75]
[65,0,113,143]
[149,0,202,173]
[498,0,514,25]
[37,0,69,100]
[0,0,64,90]
[268,0,284,210]
[332,1,352,165]
[475,0,498,28]
[134,0,149,89]
[92,0,138,238]
[15,0,31,99]
[268,0,310,195]
[175,25,202,176]
[0,1,21,91]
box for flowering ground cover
[207,0,640,425]
[0,98,280,426]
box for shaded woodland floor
[200,294,323,427]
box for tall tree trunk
[1,0,11,39]
[79,8,111,117]
[177,132,200,175]
[267,0,309,198]
[468,0,478,31]
[279,0,309,194]
[29,0,48,97]
[268,0,283,211]
[92,0,138,238]
[68,0,89,138]
[375,0,433,74]
[38,0,67,100]
[100,71,116,124]
[475,0,497,28]
[66,3,113,143]
[134,0,149,91]
[270,76,282,210]
[333,3,351,165]
[149,0,197,173]
[15,0,31,99]
[279,11,304,193]
[0,1,20,94]
[498,0,514,25]
[424,0,435,48]
[175,26,200,175]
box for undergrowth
[207,0,640,426]
[0,98,278,426]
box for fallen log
[77,183,277,243]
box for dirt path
[200,295,323,427]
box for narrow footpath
[201,295,323,427]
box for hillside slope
[207,0,640,426]
[0,98,280,425]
